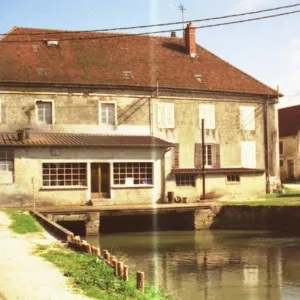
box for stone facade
[279,134,300,181]
[0,87,279,206]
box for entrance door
[91,163,110,199]
[287,159,294,179]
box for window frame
[36,100,54,125]
[199,104,215,129]
[112,162,153,186]
[175,175,196,187]
[280,159,284,168]
[279,141,283,155]
[99,102,116,125]
[157,103,175,129]
[240,106,255,130]
[241,141,256,168]
[226,174,241,184]
[42,162,88,188]
[204,144,213,167]
[0,148,14,184]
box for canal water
[87,230,300,300]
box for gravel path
[0,211,92,300]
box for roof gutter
[0,80,280,99]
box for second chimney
[185,22,196,57]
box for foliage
[38,243,170,300]
[5,210,42,234]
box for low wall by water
[195,205,300,232]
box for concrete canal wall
[195,205,300,232]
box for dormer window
[123,71,132,79]
[32,45,40,52]
[45,40,59,47]
[194,74,203,83]
[37,68,46,76]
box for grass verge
[36,243,170,300]
[5,210,42,234]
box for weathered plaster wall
[0,147,164,207]
[165,173,266,202]
[0,92,151,135]
[154,95,266,169]
[279,135,300,180]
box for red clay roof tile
[0,27,277,96]
[278,104,300,137]
[0,133,173,147]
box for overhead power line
[1,2,300,37]
[1,8,300,43]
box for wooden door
[91,163,110,199]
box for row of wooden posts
[67,235,145,292]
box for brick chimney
[184,22,196,57]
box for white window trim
[199,104,215,129]
[112,161,154,187]
[35,99,55,125]
[99,101,117,125]
[157,103,175,129]
[42,162,88,189]
[0,99,2,124]
[240,106,255,131]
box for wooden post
[110,255,116,264]
[105,252,111,262]
[102,249,108,258]
[111,258,118,276]
[117,261,124,278]
[123,265,129,281]
[201,118,206,200]
[74,236,82,251]
[95,247,101,257]
[82,242,92,254]
[136,271,144,293]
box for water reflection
[86,230,300,300]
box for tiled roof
[0,133,173,147]
[278,104,300,137]
[172,168,265,174]
[0,26,278,96]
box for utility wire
[1,9,300,44]
[1,2,300,37]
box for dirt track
[0,211,92,300]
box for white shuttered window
[241,141,256,168]
[199,104,215,129]
[157,103,174,128]
[240,106,255,130]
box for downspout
[149,96,153,136]
[264,96,270,194]
[161,147,171,202]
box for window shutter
[241,141,256,168]
[240,106,255,130]
[199,104,215,129]
[157,104,164,128]
[172,143,180,168]
[212,144,221,168]
[194,143,202,167]
[165,103,175,128]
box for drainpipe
[201,119,206,200]
[161,147,171,202]
[149,96,153,136]
[264,97,270,194]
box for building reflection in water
[89,230,300,300]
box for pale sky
[0,0,299,108]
